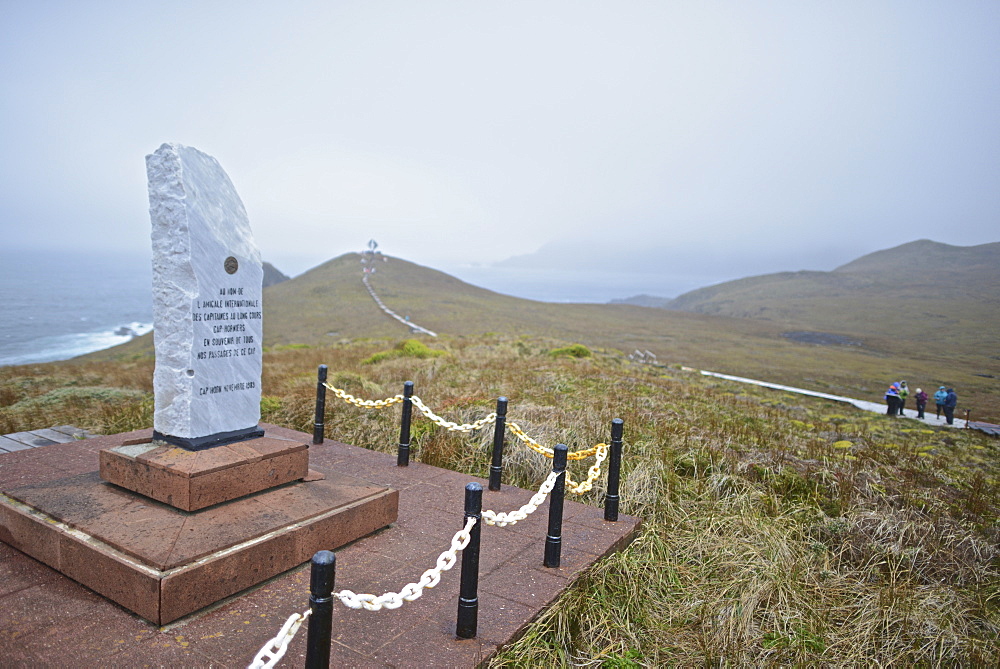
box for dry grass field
[2,335,998,665]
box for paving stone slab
[49,425,98,440]
[26,428,79,444]
[2,431,58,448]
[0,435,33,452]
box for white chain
[248,608,312,669]
[334,517,476,611]
[409,396,497,433]
[323,383,404,409]
[481,471,560,527]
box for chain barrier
[249,454,595,660]
[252,380,623,664]
[564,442,608,494]
[248,518,474,664]
[334,516,476,611]
[322,383,404,409]
[482,471,559,527]
[505,422,608,494]
[506,421,600,461]
[249,608,312,669]
[409,396,497,433]
[323,383,611,494]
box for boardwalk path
[362,274,437,337]
[699,370,971,428]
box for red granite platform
[0,424,641,666]
[0,429,397,625]
[99,435,310,511]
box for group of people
[884,381,958,424]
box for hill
[834,238,1000,275]
[84,249,1000,421]
[262,261,290,287]
[663,240,1000,352]
[609,294,672,309]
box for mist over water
[445,265,702,303]
[0,250,153,366]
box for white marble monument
[147,143,264,449]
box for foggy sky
[2,1,998,298]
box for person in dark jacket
[943,388,958,425]
[915,388,928,419]
[934,386,947,419]
[884,383,900,416]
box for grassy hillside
[835,238,1000,275]
[82,250,1000,421]
[3,337,998,665]
[666,240,1000,351]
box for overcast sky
[2,1,998,299]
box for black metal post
[313,365,328,445]
[544,444,568,568]
[305,550,335,669]
[604,418,624,522]
[456,482,482,639]
[488,397,508,491]
[398,381,414,466]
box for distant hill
[609,294,672,308]
[662,240,1000,351]
[834,239,1000,275]
[262,262,290,288]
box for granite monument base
[0,430,398,625]
[99,434,309,512]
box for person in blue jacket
[934,386,948,419]
[943,388,958,425]
[884,383,900,416]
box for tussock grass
[0,359,153,435]
[363,338,449,365]
[2,334,997,665]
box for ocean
[0,250,153,367]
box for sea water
[0,249,153,367]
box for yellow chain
[565,443,608,494]
[323,383,404,409]
[506,422,608,495]
[506,422,599,461]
